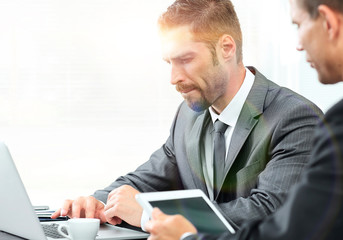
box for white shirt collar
[209,67,255,127]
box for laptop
[0,142,149,240]
[136,190,235,235]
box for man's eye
[180,58,192,64]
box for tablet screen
[150,197,228,234]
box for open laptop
[0,142,149,240]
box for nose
[296,42,304,51]
[170,64,184,85]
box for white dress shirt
[202,68,254,200]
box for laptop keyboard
[42,223,67,239]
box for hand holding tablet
[135,189,235,234]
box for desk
[0,231,26,239]
[1,231,148,240]
[1,222,148,240]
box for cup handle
[57,224,72,239]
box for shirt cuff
[180,232,197,240]
[140,209,150,232]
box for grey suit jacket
[192,99,343,240]
[93,67,323,229]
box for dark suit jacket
[193,98,343,240]
[93,67,323,229]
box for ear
[219,34,236,61]
[318,5,341,40]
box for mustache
[176,83,197,93]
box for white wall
[0,0,177,208]
[0,0,342,209]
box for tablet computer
[136,189,235,234]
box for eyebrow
[163,52,196,63]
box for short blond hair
[158,0,243,63]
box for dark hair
[158,0,243,63]
[299,0,343,18]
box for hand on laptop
[51,185,143,228]
[104,185,143,227]
[51,196,107,223]
[145,208,197,240]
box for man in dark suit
[144,0,343,239]
[52,0,322,230]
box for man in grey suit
[144,0,343,239]
[52,0,322,230]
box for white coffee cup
[57,218,100,240]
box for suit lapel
[217,67,269,196]
[224,104,259,173]
[185,110,211,194]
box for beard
[186,94,210,112]
[177,62,228,112]
[176,82,211,112]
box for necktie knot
[214,120,228,134]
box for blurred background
[0,0,342,208]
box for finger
[105,192,119,211]
[107,216,122,225]
[104,205,122,225]
[52,200,72,218]
[151,208,164,220]
[114,217,123,225]
[98,210,107,223]
[144,220,153,233]
[61,200,73,216]
[72,200,82,218]
[145,221,162,236]
[148,234,158,240]
[94,200,107,223]
[107,188,119,201]
[104,205,117,221]
[51,209,61,219]
[85,198,96,218]
[104,201,113,211]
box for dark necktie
[213,120,228,197]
